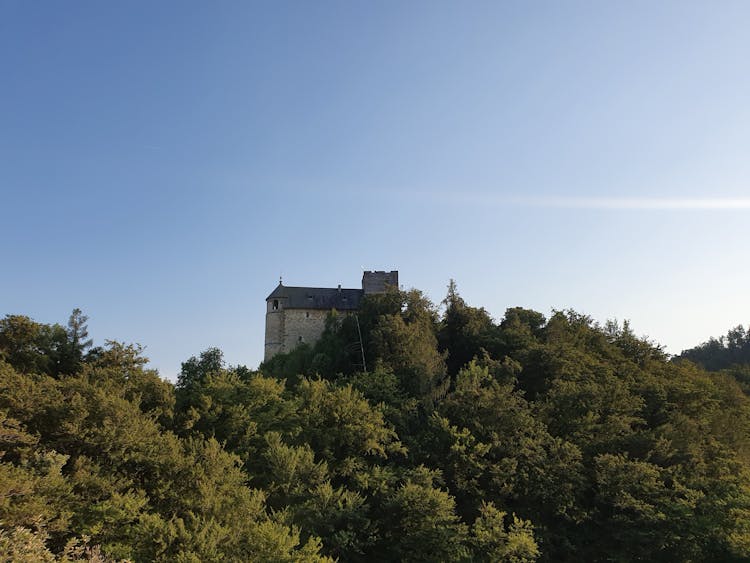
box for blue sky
[2,1,749,378]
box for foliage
[679,324,750,371]
[4,289,750,561]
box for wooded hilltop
[1,283,750,562]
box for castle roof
[266,283,363,310]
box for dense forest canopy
[2,288,750,561]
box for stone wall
[280,308,329,352]
[362,270,399,294]
[264,305,285,360]
[264,307,330,360]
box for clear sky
[2,1,749,379]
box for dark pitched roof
[266,284,363,310]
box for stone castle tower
[264,270,398,361]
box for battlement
[362,270,399,294]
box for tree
[381,467,469,562]
[294,378,405,475]
[57,309,93,376]
[6,298,750,560]
[679,324,750,371]
[438,280,497,377]
[433,361,585,551]
[363,289,449,404]
[0,315,66,376]
[471,502,539,562]
[176,347,224,390]
[0,347,331,561]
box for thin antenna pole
[354,313,367,374]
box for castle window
[298,336,303,342]
[305,312,310,318]
[272,299,279,310]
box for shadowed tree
[438,280,497,377]
[57,309,93,377]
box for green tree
[294,378,404,474]
[433,361,584,556]
[380,467,469,562]
[176,347,224,391]
[364,289,449,403]
[679,324,750,371]
[471,502,539,562]
[57,309,93,376]
[0,315,67,376]
[438,280,497,377]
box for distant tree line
[2,287,750,561]
[679,324,750,370]
[677,323,750,396]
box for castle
[264,271,398,360]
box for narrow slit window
[273,299,279,310]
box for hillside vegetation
[678,326,750,394]
[2,287,750,562]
